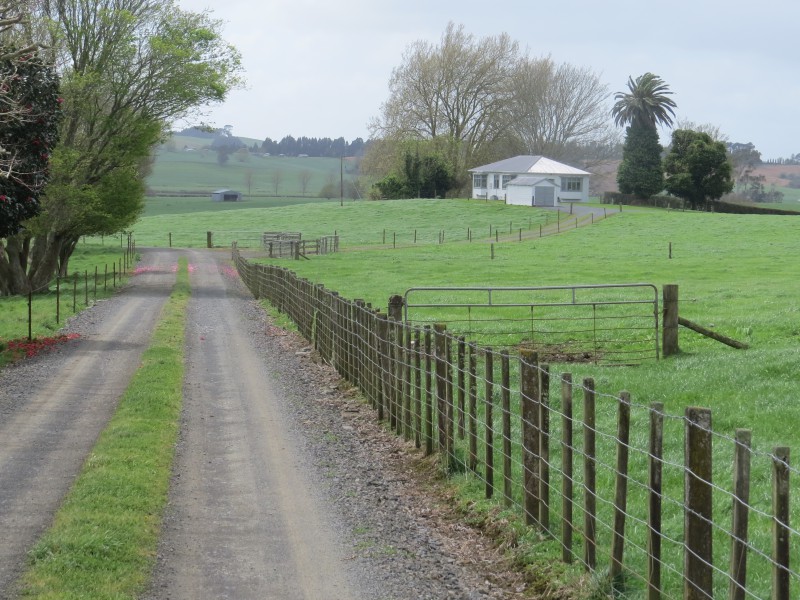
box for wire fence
[233,245,798,600]
[1,236,137,341]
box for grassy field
[0,238,135,351]
[135,196,563,247]
[212,199,800,598]
[149,134,357,198]
[225,200,800,598]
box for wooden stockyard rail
[233,245,797,600]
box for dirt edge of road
[250,299,581,600]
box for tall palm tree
[612,73,677,199]
[611,72,677,130]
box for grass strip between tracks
[20,257,190,599]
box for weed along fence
[232,247,798,600]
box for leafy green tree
[372,149,454,199]
[612,73,676,198]
[0,0,243,295]
[664,129,734,210]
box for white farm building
[469,156,591,206]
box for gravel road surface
[0,248,525,599]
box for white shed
[211,189,242,202]
[506,176,560,207]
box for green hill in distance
[148,133,360,199]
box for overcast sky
[176,0,798,160]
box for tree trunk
[0,231,74,296]
[28,232,68,293]
[0,236,32,295]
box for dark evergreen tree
[617,125,664,198]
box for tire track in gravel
[0,248,179,599]
[146,248,360,600]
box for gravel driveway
[1,248,526,599]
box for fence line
[233,245,798,600]
[2,235,137,342]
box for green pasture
[141,195,340,218]
[219,200,799,598]
[149,140,354,197]
[134,197,562,247]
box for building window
[493,174,500,188]
[501,175,514,188]
[563,177,583,192]
[473,174,487,188]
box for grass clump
[20,258,190,599]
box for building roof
[469,155,590,176]
[506,175,560,188]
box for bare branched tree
[510,57,618,166]
[370,22,520,181]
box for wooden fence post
[457,337,466,440]
[485,348,494,499]
[772,447,790,600]
[561,373,574,563]
[610,391,631,579]
[414,329,422,449]
[388,295,404,432]
[206,231,212,248]
[730,429,751,600]
[520,349,540,527]
[583,377,597,571]
[424,326,433,456]
[684,407,713,600]
[377,314,390,422]
[501,351,512,508]
[468,343,478,471]
[434,324,449,462]
[648,402,664,600]
[404,324,413,440]
[539,364,550,532]
[663,284,679,357]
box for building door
[534,186,555,206]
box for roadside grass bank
[19,258,189,599]
[0,240,136,366]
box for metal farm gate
[403,284,660,365]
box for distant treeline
[258,136,368,158]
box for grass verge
[19,257,190,599]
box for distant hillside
[149,134,362,198]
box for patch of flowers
[1,333,80,361]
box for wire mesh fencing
[233,246,798,600]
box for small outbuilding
[211,189,242,202]
[506,176,560,207]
